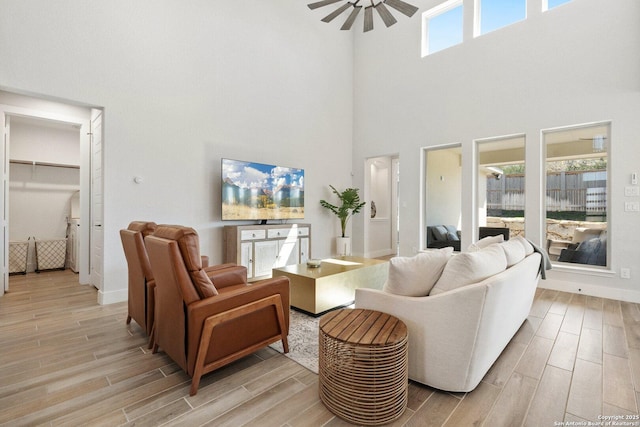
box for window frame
[421,0,464,57]
[542,121,612,271]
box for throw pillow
[432,225,449,242]
[383,247,454,297]
[190,269,219,298]
[430,244,507,295]
[500,238,526,267]
[467,234,504,252]
[512,235,534,255]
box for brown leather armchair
[120,221,157,339]
[121,221,214,348]
[145,225,290,396]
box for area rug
[270,309,319,373]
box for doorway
[0,90,102,297]
[364,155,399,258]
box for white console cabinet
[224,224,311,281]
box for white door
[90,112,104,291]
[1,115,9,295]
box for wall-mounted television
[222,158,304,222]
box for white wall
[351,0,640,301]
[0,1,354,302]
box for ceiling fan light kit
[308,0,419,32]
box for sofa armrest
[355,284,487,390]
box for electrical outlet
[621,268,631,279]
[625,201,640,212]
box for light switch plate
[625,186,640,197]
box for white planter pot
[336,237,351,256]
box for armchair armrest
[205,264,248,289]
[186,277,289,395]
[188,276,289,321]
[185,276,290,390]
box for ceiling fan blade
[364,6,374,32]
[375,2,397,27]
[308,0,342,10]
[322,2,352,23]
[341,6,362,30]
[384,0,418,17]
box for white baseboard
[538,278,640,303]
[97,287,128,305]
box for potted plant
[320,185,366,256]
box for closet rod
[9,159,80,170]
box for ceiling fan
[307,0,419,32]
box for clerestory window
[422,0,463,57]
[477,0,526,36]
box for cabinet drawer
[240,229,266,240]
[296,227,309,236]
[267,228,291,239]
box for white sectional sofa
[355,236,542,392]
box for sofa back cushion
[468,234,504,252]
[383,247,453,296]
[512,236,534,255]
[500,238,526,267]
[430,244,507,295]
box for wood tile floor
[1,269,639,426]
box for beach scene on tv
[222,159,305,220]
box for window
[422,0,463,57]
[545,0,572,11]
[476,135,526,242]
[544,123,610,268]
[423,145,462,250]
[477,0,526,36]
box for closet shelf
[9,159,80,169]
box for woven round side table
[318,308,408,426]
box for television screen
[222,158,304,221]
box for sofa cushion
[432,225,449,242]
[444,225,460,241]
[500,238,526,267]
[512,236,534,255]
[467,234,504,252]
[383,248,454,296]
[430,244,507,295]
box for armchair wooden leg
[126,315,132,325]
[273,297,289,354]
[189,294,289,396]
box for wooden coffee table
[272,256,388,316]
[318,308,408,426]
